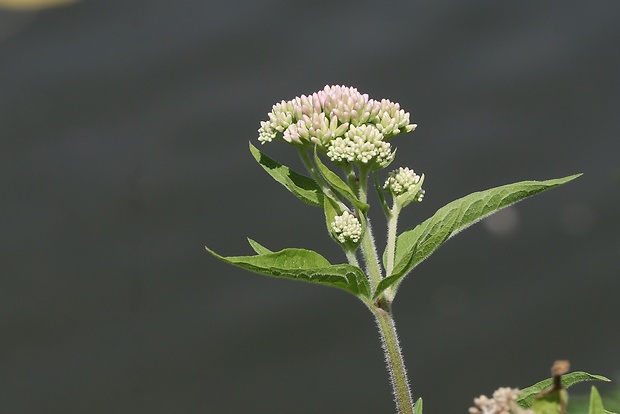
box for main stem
[370,300,414,414]
[358,168,413,413]
[385,204,400,276]
[358,167,383,292]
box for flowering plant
[206,86,612,413]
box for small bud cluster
[384,167,425,202]
[258,85,416,167]
[331,211,362,244]
[469,387,533,414]
[326,125,394,166]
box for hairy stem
[357,166,383,293]
[360,220,382,292]
[345,248,360,268]
[371,301,414,414]
[385,204,400,277]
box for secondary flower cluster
[331,211,362,244]
[258,85,416,168]
[384,167,425,202]
[469,387,533,414]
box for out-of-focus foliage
[569,380,620,414]
[0,0,77,11]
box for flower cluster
[258,85,416,167]
[384,167,425,202]
[331,211,362,244]
[326,125,394,166]
[469,387,533,414]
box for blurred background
[1,1,619,413]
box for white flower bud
[331,211,362,244]
[326,124,394,166]
[384,167,424,201]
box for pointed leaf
[314,150,369,212]
[518,372,610,408]
[247,238,273,255]
[206,246,370,298]
[413,397,423,414]
[249,142,323,206]
[589,387,606,414]
[377,174,581,298]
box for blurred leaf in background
[0,0,76,11]
[569,379,620,414]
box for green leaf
[314,150,369,213]
[249,142,323,207]
[413,397,423,414]
[590,387,606,414]
[323,193,340,242]
[377,174,581,299]
[374,271,410,299]
[247,238,273,255]
[530,388,566,414]
[518,372,610,408]
[206,246,370,298]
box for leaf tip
[204,245,221,259]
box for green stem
[385,204,400,278]
[358,166,370,204]
[345,248,359,268]
[360,221,382,292]
[357,165,383,293]
[371,301,414,414]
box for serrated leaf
[314,150,369,212]
[518,372,610,408]
[206,246,370,298]
[377,174,581,299]
[590,387,606,414]
[413,397,423,414]
[249,142,323,206]
[247,238,273,255]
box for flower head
[384,167,425,202]
[257,85,416,166]
[331,211,362,244]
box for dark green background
[1,1,619,412]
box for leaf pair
[234,143,581,303]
